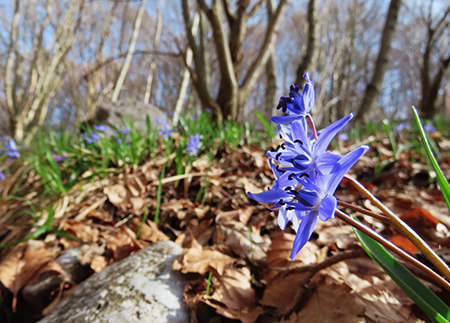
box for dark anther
[276,164,286,173]
[294,139,303,145]
[281,143,286,149]
[279,134,283,139]
[299,173,310,178]
[284,186,292,191]
[276,152,282,160]
[276,145,281,151]
[279,199,285,205]
[266,208,274,212]
[288,173,296,180]
[286,207,295,210]
[267,186,271,191]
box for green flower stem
[344,174,450,282]
[335,208,450,293]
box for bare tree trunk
[182,0,290,122]
[111,0,148,102]
[173,12,200,125]
[294,0,318,88]
[355,0,402,122]
[264,0,278,120]
[4,0,85,141]
[144,0,163,104]
[418,6,450,119]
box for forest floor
[1,122,450,323]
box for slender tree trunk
[294,0,318,88]
[355,0,402,122]
[144,0,163,104]
[173,12,200,125]
[111,0,148,102]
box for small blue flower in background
[255,124,261,130]
[159,125,173,141]
[394,122,411,132]
[424,124,437,132]
[94,125,109,132]
[187,133,203,156]
[121,125,131,134]
[84,130,100,143]
[338,133,349,141]
[4,138,20,160]
[52,153,66,162]
[0,170,5,180]
[206,108,212,113]
[190,116,196,121]
[271,73,315,126]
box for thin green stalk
[154,163,166,223]
[200,180,210,206]
[248,226,254,267]
[136,206,149,239]
[345,175,450,281]
[205,272,213,296]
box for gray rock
[38,241,188,323]
[84,100,167,133]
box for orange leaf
[391,235,418,254]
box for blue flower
[271,73,315,125]
[84,130,100,143]
[424,124,436,132]
[94,125,109,132]
[394,122,411,132]
[0,171,5,180]
[159,125,173,141]
[52,154,66,162]
[4,138,20,160]
[121,125,131,134]
[338,133,349,141]
[187,133,203,156]
[267,114,353,182]
[249,145,369,259]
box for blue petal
[315,151,341,175]
[314,114,353,155]
[0,171,5,180]
[326,145,370,194]
[318,194,337,221]
[271,115,305,124]
[248,189,292,204]
[302,73,315,113]
[291,119,311,151]
[290,211,319,260]
[295,189,321,207]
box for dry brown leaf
[90,256,109,272]
[215,214,270,263]
[128,218,169,243]
[0,245,26,291]
[291,283,367,323]
[62,221,100,243]
[178,247,236,275]
[104,184,128,206]
[316,218,356,249]
[205,266,263,323]
[129,197,145,215]
[77,244,105,265]
[106,227,140,261]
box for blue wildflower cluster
[187,133,203,156]
[156,118,173,141]
[248,73,369,259]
